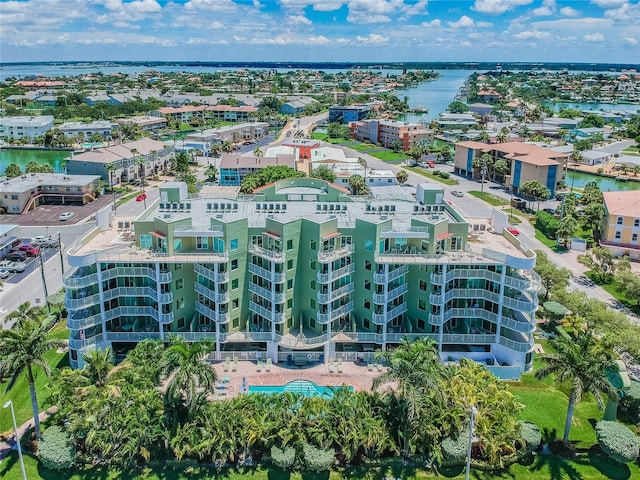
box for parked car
[542,208,557,215]
[5,251,27,262]
[451,190,464,197]
[0,268,9,278]
[34,236,58,247]
[136,193,147,202]
[17,244,40,256]
[59,212,76,221]
[506,227,520,236]
[0,260,26,272]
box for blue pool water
[248,380,350,397]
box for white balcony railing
[373,264,409,284]
[317,283,354,304]
[194,282,230,304]
[248,263,285,283]
[248,243,285,262]
[194,302,231,324]
[373,283,408,304]
[249,282,286,303]
[317,244,355,263]
[441,333,496,344]
[249,301,286,324]
[317,263,355,283]
[372,303,407,325]
[499,335,534,352]
[317,302,354,324]
[500,316,536,334]
[194,263,229,283]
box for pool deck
[210,359,386,398]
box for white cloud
[279,0,344,12]
[559,6,580,16]
[447,15,475,28]
[624,36,638,45]
[472,0,533,15]
[591,0,627,8]
[531,6,553,16]
[355,33,389,44]
[421,19,442,28]
[476,21,493,27]
[288,15,313,25]
[515,30,551,39]
[103,0,161,13]
[584,32,605,41]
[183,0,237,12]
[604,2,640,22]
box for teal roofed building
[64,179,540,379]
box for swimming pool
[248,379,351,397]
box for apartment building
[454,141,568,197]
[0,116,54,140]
[328,105,371,124]
[186,122,270,146]
[0,173,101,214]
[351,119,434,151]
[115,116,168,133]
[58,121,116,139]
[218,154,296,186]
[601,191,640,261]
[64,180,540,379]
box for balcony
[249,282,286,303]
[249,301,286,324]
[103,305,174,324]
[373,264,409,284]
[379,225,430,239]
[317,302,354,324]
[248,263,285,283]
[102,266,172,283]
[504,270,541,291]
[502,294,538,313]
[441,333,496,344]
[429,308,497,326]
[386,332,439,343]
[373,283,408,304]
[248,243,285,263]
[194,263,229,283]
[317,283,355,304]
[317,263,355,283]
[195,302,231,324]
[317,244,355,263]
[65,292,101,309]
[221,331,273,343]
[195,282,230,304]
[431,268,502,285]
[67,312,102,329]
[500,315,536,334]
[275,332,330,348]
[372,303,407,325]
[429,288,500,306]
[499,335,534,352]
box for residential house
[601,191,640,261]
[0,116,54,140]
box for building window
[196,236,208,249]
[287,298,293,308]
[365,260,372,271]
[364,280,371,290]
[617,217,623,225]
[310,260,316,270]
[363,318,370,329]
[288,279,293,289]
[364,300,371,310]
[635,219,640,227]
[418,299,426,311]
[176,298,185,309]
[633,233,638,243]
[419,280,427,291]
[287,259,294,270]
[309,317,316,328]
[417,318,426,330]
[287,239,293,250]
[230,239,238,250]
[232,299,239,308]
[231,259,238,270]
[176,279,184,290]
[233,317,239,328]
[310,240,316,250]
[615,231,621,240]
[365,239,374,251]
[140,234,152,250]
[173,239,182,251]
[310,280,315,289]
[310,299,316,308]
[231,279,239,289]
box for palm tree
[535,330,616,444]
[105,162,117,191]
[162,336,217,413]
[0,304,66,440]
[396,170,409,184]
[348,174,369,195]
[253,146,263,158]
[358,157,368,185]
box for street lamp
[3,400,28,480]
[465,405,478,480]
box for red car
[17,244,40,256]
[136,193,147,202]
[506,227,520,236]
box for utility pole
[480,157,488,199]
[38,250,50,313]
[57,231,65,276]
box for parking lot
[1,244,60,284]
[1,193,115,226]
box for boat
[616,176,630,182]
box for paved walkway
[0,406,57,463]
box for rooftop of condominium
[458,141,569,166]
[603,191,640,217]
[0,173,100,192]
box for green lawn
[0,320,69,435]
[467,191,509,207]
[404,166,459,185]
[368,150,408,161]
[586,275,640,316]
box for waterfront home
[601,191,640,261]
[0,116,54,140]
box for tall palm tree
[0,304,66,440]
[162,336,217,413]
[253,146,263,158]
[535,330,616,444]
[105,162,117,191]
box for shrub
[595,421,640,464]
[38,426,76,471]
[302,443,335,472]
[535,211,559,239]
[270,445,296,469]
[441,429,469,466]
[620,381,640,423]
[439,172,450,179]
[519,421,542,453]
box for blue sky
[1,0,639,64]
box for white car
[451,190,464,197]
[0,260,26,273]
[0,268,9,279]
[59,212,76,221]
[34,236,58,247]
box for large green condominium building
[65,179,541,379]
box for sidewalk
[0,406,57,463]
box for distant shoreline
[2,60,639,72]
